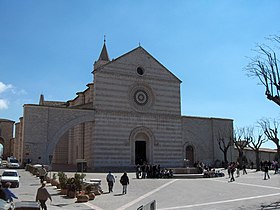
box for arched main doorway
[135,140,146,165]
[135,133,148,165]
[129,126,155,166]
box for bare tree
[246,35,280,106]
[233,127,250,164]
[245,126,268,171]
[217,129,233,168]
[259,118,280,161]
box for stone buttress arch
[46,115,95,163]
[23,105,95,165]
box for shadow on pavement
[29,183,41,186]
[260,201,280,209]
[114,193,124,196]
[51,203,72,207]
[50,192,60,196]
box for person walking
[235,162,240,177]
[38,165,47,183]
[3,182,18,203]
[227,164,231,178]
[242,164,247,175]
[136,164,141,179]
[120,172,129,194]
[229,163,235,182]
[274,161,279,174]
[264,163,270,180]
[35,181,52,210]
[0,185,7,202]
[106,171,115,193]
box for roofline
[0,119,15,123]
[92,46,182,83]
[182,115,234,121]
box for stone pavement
[2,168,280,210]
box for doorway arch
[129,126,155,165]
[135,133,148,165]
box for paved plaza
[1,168,280,210]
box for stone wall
[182,116,233,166]
[13,117,24,163]
[22,105,95,165]
[0,119,15,159]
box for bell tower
[94,36,110,70]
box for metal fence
[137,200,156,210]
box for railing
[137,200,156,210]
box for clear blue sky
[0,1,280,148]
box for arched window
[185,145,194,166]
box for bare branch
[245,35,280,106]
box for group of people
[106,172,129,194]
[260,160,279,175]
[136,163,173,179]
[0,182,18,209]
[0,165,52,210]
[227,162,248,182]
[35,165,52,209]
[261,160,279,180]
[227,160,279,182]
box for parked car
[7,158,20,169]
[0,169,20,188]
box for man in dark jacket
[106,171,115,193]
[120,172,129,194]
[264,163,270,180]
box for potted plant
[66,173,86,198]
[45,175,51,183]
[51,173,59,187]
[67,177,77,198]
[85,184,95,200]
[57,172,68,195]
[76,191,89,203]
[73,173,86,193]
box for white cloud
[0,99,8,109]
[0,82,13,94]
[0,82,26,110]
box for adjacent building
[0,118,14,159]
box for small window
[137,67,144,75]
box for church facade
[15,43,234,171]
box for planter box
[60,188,68,195]
[67,190,76,198]
[76,194,89,202]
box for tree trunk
[256,151,260,171]
[223,152,228,168]
[237,150,243,163]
